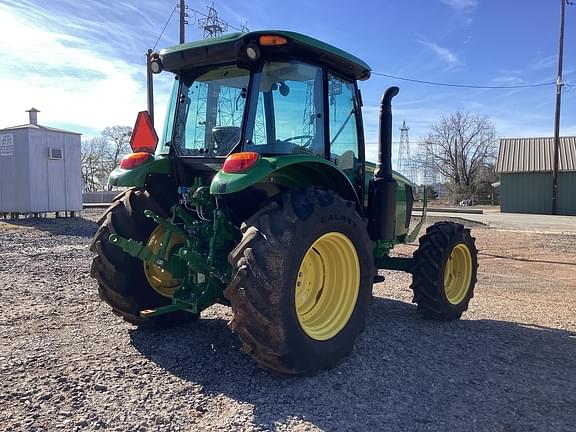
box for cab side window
[328,74,360,178]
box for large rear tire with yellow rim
[410,221,478,320]
[225,188,375,375]
[90,188,197,327]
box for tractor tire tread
[225,187,374,375]
[410,221,478,320]
[90,187,195,328]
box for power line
[371,71,555,89]
[152,5,178,50]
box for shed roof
[0,123,81,135]
[495,136,576,173]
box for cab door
[327,73,365,205]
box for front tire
[410,221,478,320]
[225,188,375,375]
[89,188,195,327]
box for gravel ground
[1,210,575,431]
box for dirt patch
[1,212,575,431]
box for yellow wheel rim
[295,232,360,341]
[444,243,473,305]
[143,226,184,298]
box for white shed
[0,109,82,215]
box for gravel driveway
[1,211,575,431]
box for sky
[0,0,575,162]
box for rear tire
[410,221,478,320]
[225,188,375,375]
[89,188,196,327]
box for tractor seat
[212,126,241,155]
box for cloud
[418,40,464,69]
[441,0,479,11]
[489,75,527,86]
[531,55,557,70]
[441,0,478,26]
[0,2,173,136]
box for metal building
[495,137,576,215]
[0,108,82,215]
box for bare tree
[101,126,132,171]
[419,110,497,197]
[81,137,109,192]
[80,126,132,191]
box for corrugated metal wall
[0,128,82,213]
[501,172,576,215]
[0,129,31,212]
[558,172,576,216]
[28,129,82,212]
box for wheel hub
[143,226,185,298]
[295,232,360,341]
[444,243,473,304]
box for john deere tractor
[90,31,478,375]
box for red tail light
[130,111,158,153]
[120,152,152,169]
[222,152,260,173]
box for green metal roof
[159,30,372,80]
[496,137,576,173]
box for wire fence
[428,193,499,206]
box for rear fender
[108,156,170,188]
[210,155,359,207]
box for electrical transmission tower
[397,121,410,173]
[397,121,417,182]
[193,4,241,147]
[197,4,228,38]
[302,82,314,138]
[422,148,439,186]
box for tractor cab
[150,31,372,209]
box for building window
[48,148,63,160]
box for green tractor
[90,31,478,375]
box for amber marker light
[259,35,288,46]
[120,152,153,170]
[222,152,260,173]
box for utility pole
[179,0,187,44]
[552,0,566,215]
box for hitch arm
[406,186,428,243]
[109,234,156,263]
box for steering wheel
[279,134,314,148]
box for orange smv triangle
[130,111,158,153]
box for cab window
[174,65,250,156]
[328,73,360,179]
[246,61,325,156]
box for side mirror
[279,82,290,96]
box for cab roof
[159,30,372,81]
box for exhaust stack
[375,87,399,179]
[368,87,399,241]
